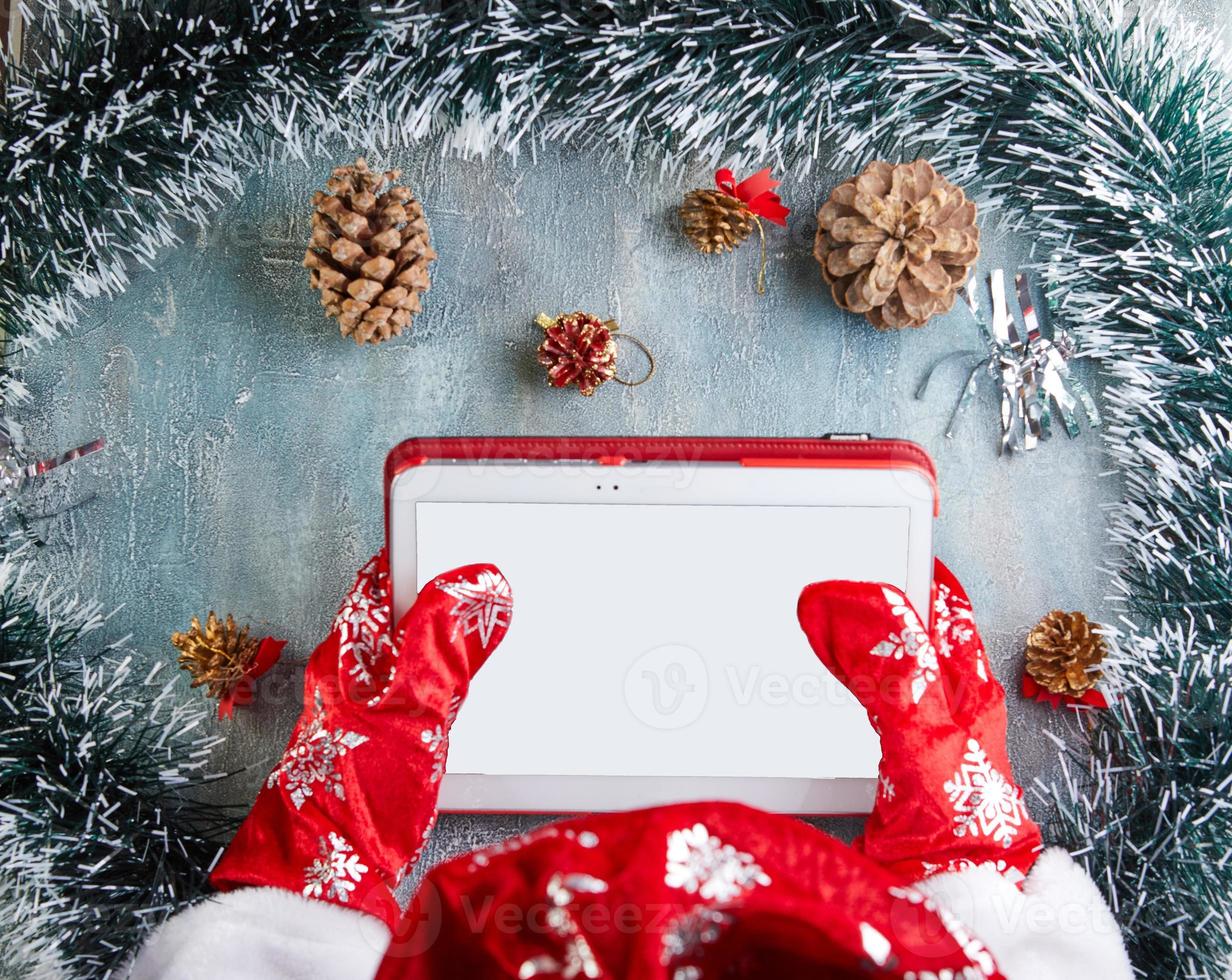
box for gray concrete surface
[16,143,1119,867]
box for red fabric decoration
[714,167,791,225]
[218,636,286,720]
[796,560,1043,883]
[1022,673,1108,709]
[210,552,513,929]
[380,801,1004,980]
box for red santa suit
[127,553,1131,979]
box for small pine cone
[1025,610,1106,696]
[537,312,617,396]
[172,612,259,701]
[814,159,979,330]
[303,157,437,345]
[680,188,756,254]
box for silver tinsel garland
[2,0,1230,976]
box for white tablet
[386,437,936,814]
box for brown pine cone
[1025,610,1106,696]
[814,159,979,330]
[171,612,258,701]
[303,157,437,345]
[680,188,756,253]
[537,312,618,396]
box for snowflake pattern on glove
[437,569,512,650]
[394,810,439,889]
[336,555,397,690]
[943,738,1027,848]
[517,872,609,979]
[466,826,599,875]
[421,694,461,784]
[267,688,369,809]
[664,823,770,902]
[660,906,730,965]
[933,582,983,680]
[303,832,369,904]
[870,587,940,703]
[920,856,1027,886]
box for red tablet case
[384,436,938,813]
[385,436,939,546]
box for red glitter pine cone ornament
[814,159,979,330]
[535,312,654,396]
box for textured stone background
[18,143,1119,870]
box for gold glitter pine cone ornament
[814,159,979,329]
[680,167,790,295]
[171,611,285,719]
[680,188,758,254]
[1025,609,1106,698]
[303,157,437,345]
[536,312,655,396]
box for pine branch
[0,0,373,347]
[0,537,239,977]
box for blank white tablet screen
[416,500,900,786]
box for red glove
[210,551,512,928]
[797,560,1042,882]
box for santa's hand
[797,559,1042,882]
[210,551,512,928]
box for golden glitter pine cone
[1025,610,1106,696]
[680,188,757,254]
[303,157,437,345]
[814,159,979,330]
[172,611,259,701]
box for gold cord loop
[611,331,655,387]
[753,215,767,296]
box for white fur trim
[126,852,1133,979]
[915,848,1133,980]
[125,888,390,980]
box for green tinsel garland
[1,1,1229,976]
[0,544,237,976]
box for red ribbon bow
[714,167,790,226]
[219,636,287,720]
[1021,673,1108,710]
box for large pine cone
[814,160,979,330]
[1025,610,1106,696]
[680,188,756,254]
[303,158,437,345]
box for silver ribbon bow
[915,269,1100,454]
[1,422,106,544]
[1,431,106,498]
